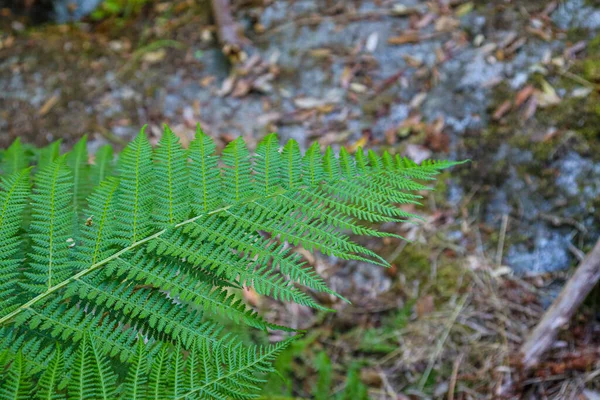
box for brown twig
[520,239,600,369]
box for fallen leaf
[455,2,474,17]
[347,135,368,152]
[231,79,252,98]
[360,369,383,387]
[435,16,460,32]
[217,76,235,96]
[493,100,512,120]
[572,87,593,98]
[200,75,216,87]
[403,54,423,68]
[242,286,260,307]
[537,79,561,107]
[416,295,435,317]
[416,13,435,29]
[365,32,379,53]
[142,48,166,63]
[410,92,427,108]
[405,144,432,164]
[38,94,60,116]
[514,85,535,107]
[527,27,552,41]
[350,82,368,93]
[523,95,538,119]
[388,32,420,45]
[391,4,420,16]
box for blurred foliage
[90,0,150,19]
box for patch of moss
[393,244,467,298]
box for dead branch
[210,0,248,62]
[520,238,600,369]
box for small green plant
[91,0,149,19]
[0,125,462,399]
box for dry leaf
[536,79,560,107]
[455,2,474,17]
[405,144,432,164]
[514,85,535,108]
[416,13,435,29]
[38,94,59,116]
[388,32,420,45]
[523,95,538,119]
[360,369,383,387]
[416,295,435,317]
[493,100,512,120]
[365,32,379,53]
[435,16,460,32]
[242,286,260,307]
[410,92,428,109]
[347,135,368,152]
[142,49,166,64]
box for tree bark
[520,238,600,369]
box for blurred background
[0,0,599,398]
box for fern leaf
[222,137,254,203]
[0,350,31,400]
[90,145,113,187]
[66,135,90,226]
[188,125,221,213]
[153,126,189,225]
[0,126,464,400]
[254,133,283,195]
[37,141,61,172]
[1,139,28,176]
[281,139,302,190]
[148,345,170,400]
[0,169,31,313]
[34,346,64,400]
[108,251,275,332]
[22,157,73,295]
[170,340,186,399]
[68,332,117,400]
[74,177,119,266]
[177,337,295,400]
[164,220,326,310]
[116,129,154,243]
[122,339,149,400]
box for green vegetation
[0,125,461,398]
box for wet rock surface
[0,0,598,275]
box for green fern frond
[0,127,464,399]
[1,138,28,176]
[69,332,118,400]
[0,169,31,312]
[90,145,114,187]
[22,157,74,295]
[33,346,64,400]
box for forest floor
[0,0,599,398]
